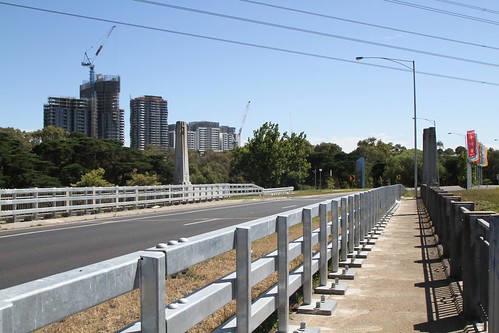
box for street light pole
[356,56,418,196]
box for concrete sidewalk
[290,197,479,333]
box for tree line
[0,124,497,189]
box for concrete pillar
[422,127,439,186]
[173,121,190,185]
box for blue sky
[1,0,498,152]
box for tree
[72,168,114,187]
[126,169,160,186]
[0,132,60,188]
[230,122,310,188]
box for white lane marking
[0,199,296,239]
[184,218,220,226]
[0,223,102,239]
[282,205,297,209]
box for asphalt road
[0,194,345,289]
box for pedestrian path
[290,197,479,333]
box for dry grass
[38,219,321,332]
[453,188,499,212]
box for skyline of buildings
[168,121,237,153]
[43,72,237,153]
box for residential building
[130,95,168,150]
[168,121,237,153]
[43,97,90,134]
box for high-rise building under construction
[43,97,90,134]
[80,74,124,144]
[130,95,169,150]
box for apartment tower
[130,95,169,150]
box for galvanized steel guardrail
[0,184,403,333]
[0,184,293,223]
[421,185,499,332]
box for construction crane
[81,26,116,138]
[81,25,116,85]
[235,101,251,147]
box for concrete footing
[288,324,321,333]
[329,268,357,280]
[297,299,337,316]
[355,244,374,251]
[348,251,368,259]
[339,258,363,268]
[315,281,349,295]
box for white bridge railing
[0,184,293,223]
[0,185,404,332]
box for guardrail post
[462,211,494,320]
[33,191,39,221]
[302,209,313,305]
[236,227,251,333]
[140,252,166,333]
[341,197,348,262]
[449,202,474,279]
[0,301,13,333]
[348,196,354,254]
[360,192,367,241]
[319,203,328,286]
[12,193,17,223]
[354,194,361,247]
[330,200,340,273]
[277,215,289,333]
[489,214,499,333]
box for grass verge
[453,188,499,212]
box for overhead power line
[241,0,499,51]
[432,0,499,15]
[0,1,498,86]
[384,0,499,25]
[134,0,499,68]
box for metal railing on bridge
[0,185,404,332]
[0,184,293,223]
[421,185,499,332]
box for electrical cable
[0,1,498,86]
[384,0,499,25]
[241,0,499,51]
[432,0,499,15]
[133,0,499,68]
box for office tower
[80,74,124,144]
[43,97,90,134]
[130,95,168,150]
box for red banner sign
[467,130,477,159]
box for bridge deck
[291,197,479,333]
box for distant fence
[0,185,404,332]
[0,184,293,223]
[421,185,499,332]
